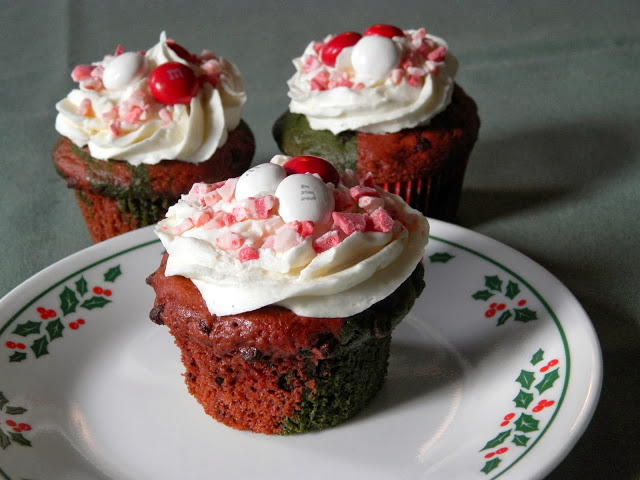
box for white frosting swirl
[55,32,246,165]
[155,159,429,318]
[287,28,458,134]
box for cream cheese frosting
[155,155,429,317]
[55,32,246,165]
[287,27,458,134]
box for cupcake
[273,24,480,221]
[53,32,255,242]
[146,154,429,434]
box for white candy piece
[235,163,287,201]
[351,35,400,82]
[275,174,335,224]
[103,52,147,90]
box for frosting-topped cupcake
[147,154,429,434]
[273,24,479,221]
[53,32,255,242]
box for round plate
[0,220,602,479]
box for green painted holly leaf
[429,252,454,263]
[472,290,494,301]
[81,296,111,310]
[514,308,537,323]
[104,265,122,282]
[514,413,539,433]
[0,392,8,410]
[0,429,10,450]
[505,281,521,299]
[481,457,501,475]
[30,336,49,358]
[46,319,65,340]
[515,370,535,389]
[5,406,27,415]
[12,320,41,337]
[513,389,534,409]
[75,276,88,296]
[535,368,560,394]
[512,434,530,447]
[484,275,503,292]
[8,352,27,363]
[497,310,512,326]
[481,429,512,450]
[9,432,31,447]
[60,286,79,315]
[530,349,544,365]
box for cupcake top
[155,154,429,318]
[55,32,246,166]
[286,24,458,135]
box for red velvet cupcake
[147,155,429,434]
[273,24,480,221]
[53,32,254,242]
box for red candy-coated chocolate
[320,32,362,67]
[167,40,198,64]
[149,62,199,105]
[363,24,404,39]
[283,156,340,185]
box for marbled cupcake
[273,24,479,221]
[147,154,429,434]
[53,32,254,242]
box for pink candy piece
[216,232,244,250]
[340,170,360,188]
[333,212,367,236]
[360,172,376,188]
[78,98,93,117]
[350,185,379,200]
[125,105,144,123]
[158,107,173,126]
[310,71,330,91]
[191,210,212,227]
[172,218,194,235]
[427,45,447,63]
[71,65,95,82]
[358,195,384,212]
[217,177,237,202]
[238,246,260,262]
[247,195,276,219]
[274,227,303,253]
[313,230,341,253]
[333,189,356,212]
[368,208,395,233]
[204,211,235,230]
[280,221,315,238]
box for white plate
[0,220,601,480]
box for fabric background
[1,1,638,477]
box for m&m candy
[149,62,199,105]
[275,174,335,224]
[102,52,146,90]
[235,163,287,201]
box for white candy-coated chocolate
[275,174,334,224]
[351,36,399,82]
[235,163,287,200]
[102,52,147,90]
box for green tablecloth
[1,1,638,477]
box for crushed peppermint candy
[70,39,227,137]
[165,167,415,263]
[301,27,448,92]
